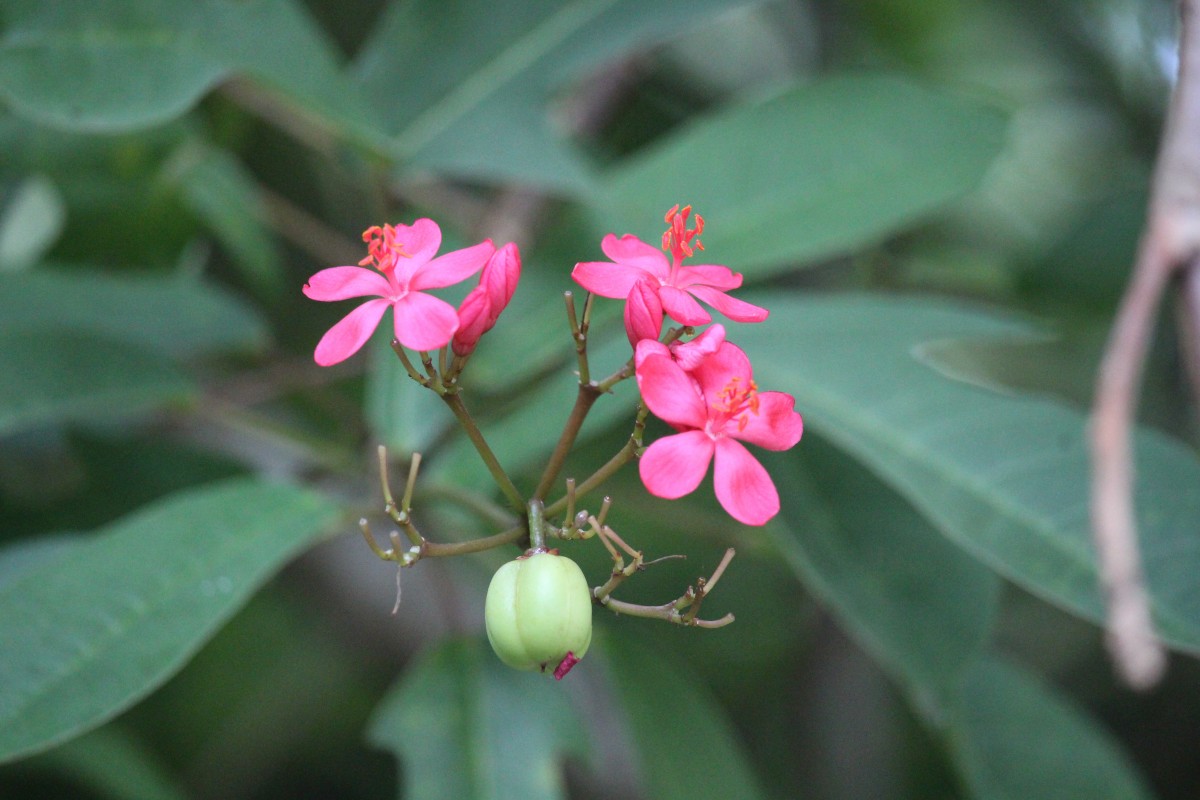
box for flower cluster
[573,205,801,525]
[304,205,801,526]
[572,204,768,345]
[302,219,515,365]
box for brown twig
[220,78,339,157]
[259,186,361,266]
[1089,0,1200,689]
[1175,262,1200,404]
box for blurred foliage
[0,0,1197,798]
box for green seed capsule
[484,551,593,677]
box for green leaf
[737,294,1200,654]
[949,657,1154,800]
[0,0,380,147]
[170,143,283,296]
[0,1,227,131]
[367,637,587,800]
[603,631,768,800]
[0,331,192,436]
[772,436,999,715]
[0,478,342,764]
[604,75,1008,274]
[0,268,266,358]
[354,0,763,191]
[0,534,79,591]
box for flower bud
[452,285,491,356]
[484,551,592,678]
[451,243,522,357]
[481,242,521,327]
[624,278,663,347]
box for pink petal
[634,339,671,370]
[452,285,492,356]
[600,233,670,278]
[303,266,392,302]
[313,298,391,366]
[713,438,779,525]
[639,430,714,499]
[392,291,460,351]
[736,391,804,450]
[659,285,711,326]
[675,264,743,291]
[693,341,753,401]
[636,353,708,430]
[411,239,495,291]
[686,285,769,323]
[571,260,653,299]
[624,279,663,346]
[482,242,521,322]
[669,324,725,371]
[394,218,442,263]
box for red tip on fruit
[553,651,581,680]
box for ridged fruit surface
[484,551,593,672]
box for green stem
[422,525,526,557]
[419,350,446,393]
[566,291,595,383]
[439,392,526,514]
[527,499,546,551]
[595,596,735,628]
[532,385,601,500]
[596,355,635,393]
[390,340,430,387]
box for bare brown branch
[1089,0,1200,689]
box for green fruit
[484,551,593,675]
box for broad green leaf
[0,331,192,436]
[170,143,283,296]
[14,726,187,800]
[0,534,79,590]
[772,436,999,715]
[949,657,1153,800]
[0,0,381,148]
[0,1,226,131]
[604,75,1007,274]
[0,174,64,271]
[0,269,266,358]
[0,479,342,763]
[738,294,1200,654]
[368,637,587,800]
[354,0,763,191]
[603,631,768,800]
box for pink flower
[453,242,522,356]
[636,339,802,526]
[572,205,768,327]
[303,219,495,365]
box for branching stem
[1088,0,1200,689]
